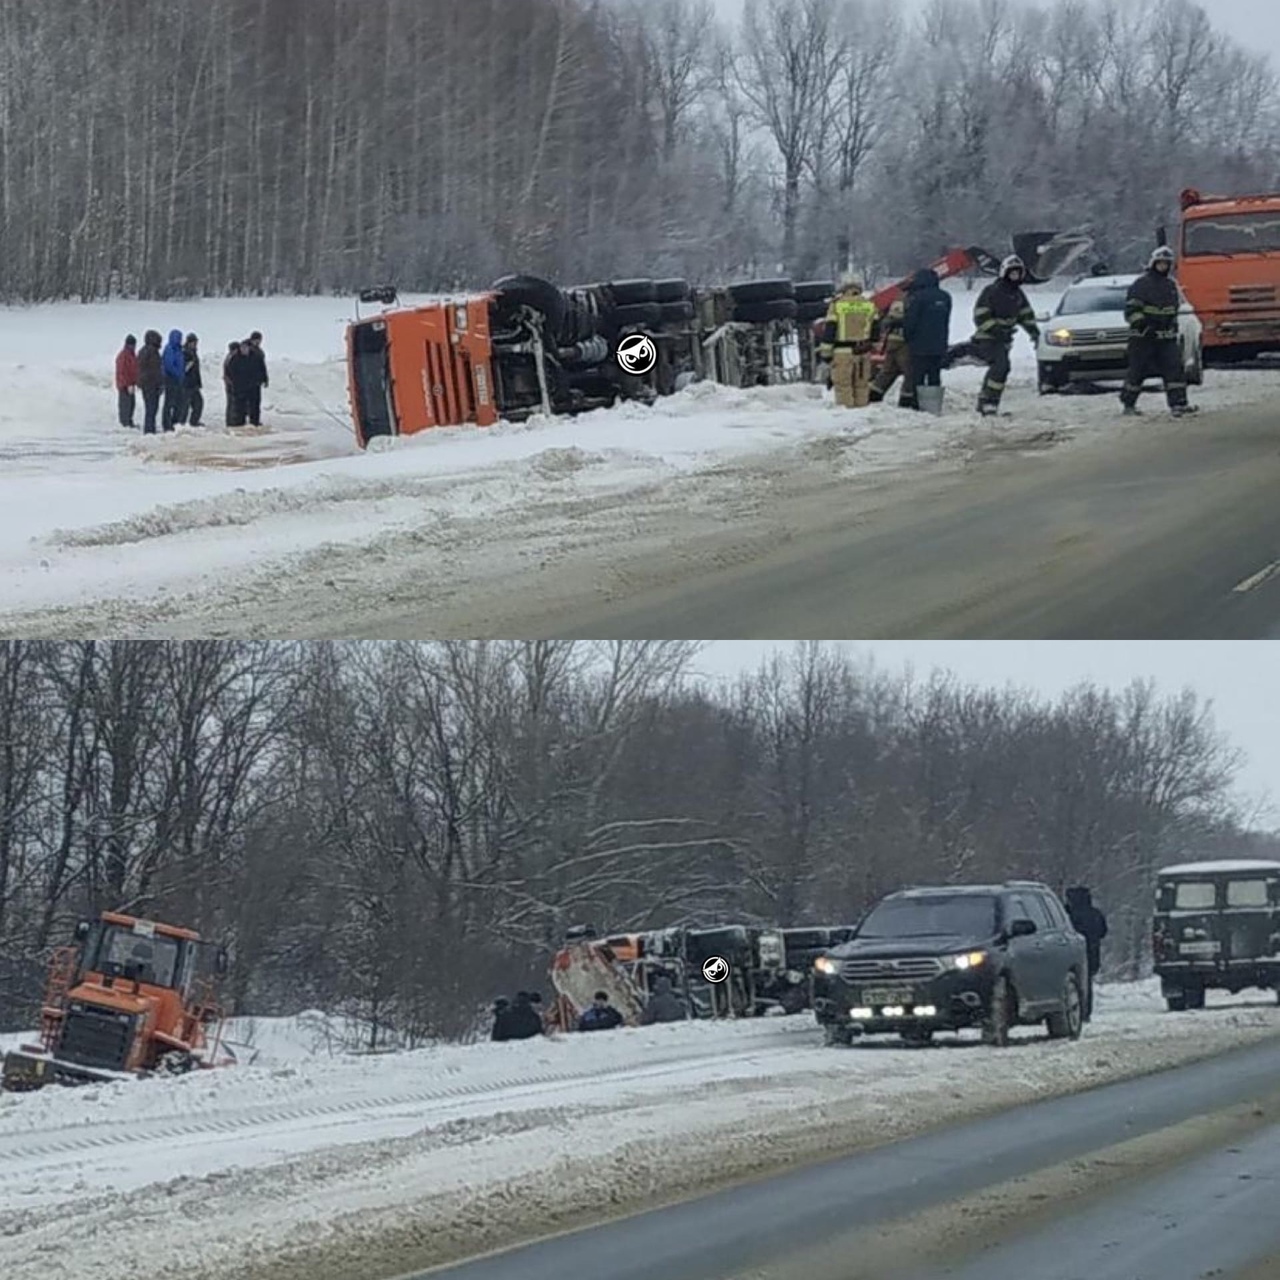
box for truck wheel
[981,977,1012,1047]
[610,303,663,331]
[823,1023,854,1047]
[793,280,835,304]
[796,301,830,324]
[1165,989,1187,1012]
[1046,974,1084,1040]
[654,278,691,303]
[607,279,657,306]
[733,298,798,324]
[490,275,566,337]
[729,278,795,305]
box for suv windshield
[90,924,182,988]
[1057,285,1129,316]
[857,894,997,939]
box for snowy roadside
[3,290,1280,632]
[2,981,1278,1280]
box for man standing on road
[819,276,879,408]
[1065,885,1108,1020]
[114,334,138,428]
[901,268,953,413]
[1120,247,1198,418]
[964,256,1040,416]
[868,300,915,409]
[137,330,164,435]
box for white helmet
[1149,245,1176,270]
[1000,255,1026,279]
[839,272,865,293]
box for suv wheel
[981,977,1013,1047]
[823,1023,854,1047]
[1045,974,1084,1040]
[1165,989,1187,1012]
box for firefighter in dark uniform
[964,255,1040,415]
[869,299,915,409]
[1120,246,1198,417]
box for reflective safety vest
[826,294,877,345]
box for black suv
[812,882,1087,1047]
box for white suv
[1036,274,1204,394]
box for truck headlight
[946,951,987,970]
[1045,329,1074,347]
[814,956,838,976]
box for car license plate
[858,987,914,1006]
[1179,941,1220,955]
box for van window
[1173,881,1216,910]
[1226,879,1269,907]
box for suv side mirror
[1008,918,1037,938]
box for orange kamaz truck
[1175,188,1280,361]
[1,911,228,1090]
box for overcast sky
[691,642,1278,820]
[708,0,1280,71]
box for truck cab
[1152,859,1280,1010]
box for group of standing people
[114,330,268,434]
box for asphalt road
[414,1035,1280,1280]
[544,399,1280,639]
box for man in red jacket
[115,334,139,428]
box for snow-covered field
[2,981,1278,1280]
[2,287,1279,634]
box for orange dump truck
[1176,188,1280,361]
[1,911,228,1090]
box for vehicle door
[1003,893,1052,1010]
[1161,877,1222,965]
[1033,891,1080,991]
[1222,875,1277,965]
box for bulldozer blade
[2,1048,127,1091]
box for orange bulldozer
[2,911,229,1091]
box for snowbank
[2,288,1278,630]
[1,982,1277,1280]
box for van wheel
[1046,974,1083,1040]
[1165,989,1187,1012]
[981,978,1012,1047]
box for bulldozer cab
[80,913,225,997]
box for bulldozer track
[0,1029,808,1180]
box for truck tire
[729,278,795,305]
[490,275,566,336]
[796,300,830,324]
[981,977,1013,1047]
[608,279,657,306]
[794,280,835,304]
[654,278,691,303]
[1045,974,1084,1040]
[659,300,695,325]
[733,298,798,324]
[611,302,662,331]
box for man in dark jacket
[243,330,268,426]
[1064,885,1108,1020]
[503,991,545,1040]
[490,997,514,1041]
[222,341,239,426]
[577,990,624,1032]
[137,330,164,435]
[639,975,687,1025]
[225,341,258,427]
[1121,247,1197,417]
[161,329,186,431]
[181,334,204,426]
[965,256,1040,416]
[901,268,953,409]
[114,335,138,428]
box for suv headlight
[1045,329,1074,347]
[944,951,988,971]
[814,956,838,976]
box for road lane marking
[1233,561,1280,594]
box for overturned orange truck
[1,911,228,1090]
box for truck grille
[1228,285,1277,306]
[57,1006,134,1071]
[841,957,943,982]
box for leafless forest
[0,640,1269,1038]
[3,0,1276,301]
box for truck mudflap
[2,1047,130,1091]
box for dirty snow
[1,981,1278,1280]
[2,288,1279,633]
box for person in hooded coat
[1064,885,1108,1020]
[161,329,187,432]
[577,991,624,1032]
[225,340,259,427]
[181,334,204,426]
[243,330,268,426]
[136,330,164,435]
[1121,246,1197,417]
[963,256,1040,415]
[868,300,914,409]
[901,268,953,407]
[502,991,545,1040]
[114,335,139,428]
[639,974,687,1025]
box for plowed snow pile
[1,981,1277,1280]
[2,290,1279,634]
